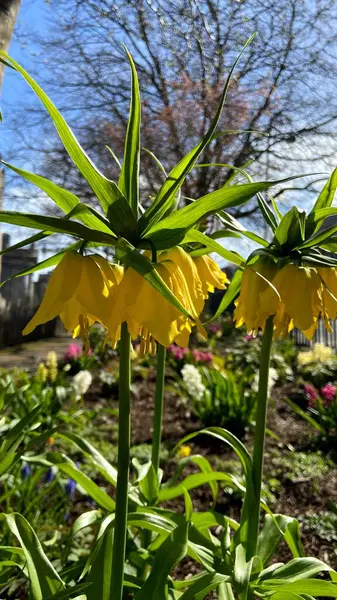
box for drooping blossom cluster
[235,260,337,340]
[23,249,228,354]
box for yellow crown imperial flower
[258,264,325,340]
[23,252,123,350]
[234,259,277,335]
[317,267,337,323]
[107,247,226,352]
[192,254,228,297]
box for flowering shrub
[298,343,337,387]
[167,344,214,372]
[303,380,337,437]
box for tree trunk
[0,0,21,91]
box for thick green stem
[151,343,167,474]
[112,322,131,600]
[247,316,274,560]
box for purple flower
[65,478,76,499]
[245,334,255,342]
[21,462,31,481]
[44,468,55,484]
[321,383,336,404]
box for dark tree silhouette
[5,0,337,219]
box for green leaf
[257,514,302,566]
[158,471,243,503]
[128,511,176,535]
[118,47,140,216]
[143,181,282,249]
[179,572,230,599]
[312,167,337,211]
[296,221,337,250]
[218,212,269,247]
[164,454,219,504]
[25,453,116,511]
[44,583,92,600]
[0,52,135,226]
[134,522,189,600]
[63,509,102,563]
[233,544,254,600]
[209,269,242,321]
[284,398,324,433]
[257,193,278,232]
[260,557,335,583]
[1,160,113,233]
[183,229,244,266]
[85,523,114,600]
[175,427,252,481]
[0,210,117,244]
[1,513,64,599]
[138,34,257,234]
[260,579,337,596]
[0,231,51,256]
[274,207,305,248]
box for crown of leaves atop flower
[212,166,337,322]
[0,36,306,322]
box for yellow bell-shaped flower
[318,267,337,322]
[193,254,228,297]
[23,252,123,348]
[106,247,219,351]
[259,264,322,340]
[234,259,277,335]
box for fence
[292,320,337,348]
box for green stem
[112,322,131,600]
[151,344,167,474]
[247,316,274,560]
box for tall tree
[0,0,21,91]
[7,0,337,219]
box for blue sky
[0,1,334,266]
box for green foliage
[189,367,256,437]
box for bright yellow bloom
[259,264,323,340]
[177,445,192,459]
[234,259,277,335]
[107,247,224,351]
[193,254,228,297]
[23,252,123,349]
[318,267,337,322]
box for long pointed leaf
[138,34,257,234]
[118,47,140,216]
[312,167,337,212]
[1,513,64,599]
[1,161,112,233]
[0,210,116,244]
[142,178,300,249]
[183,229,244,266]
[0,52,136,233]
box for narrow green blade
[118,47,140,216]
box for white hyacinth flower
[72,370,93,399]
[181,364,206,401]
